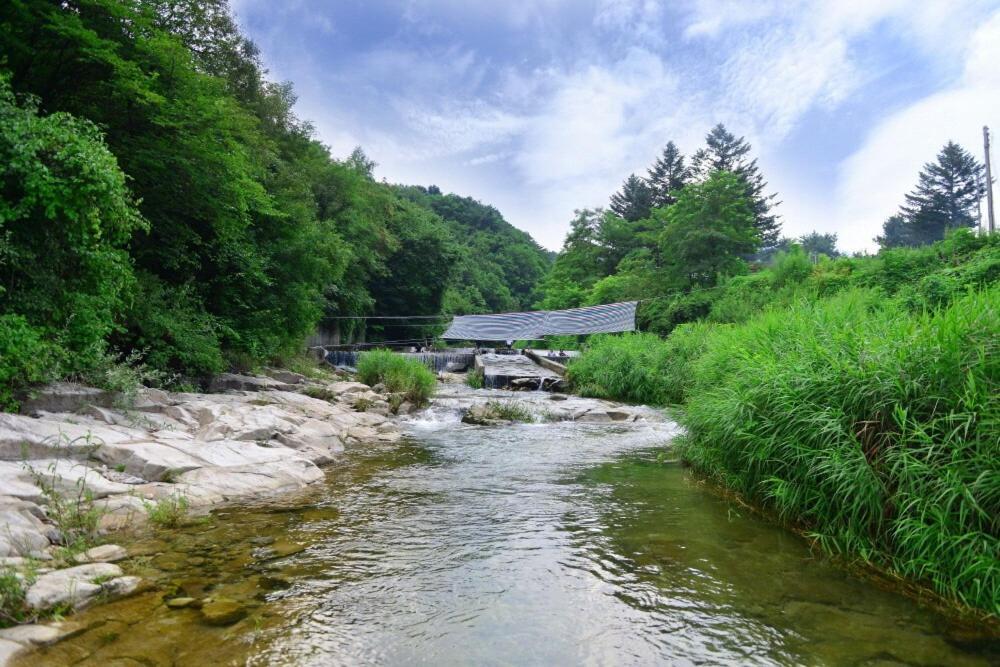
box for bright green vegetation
[0,0,550,409]
[143,495,191,529]
[356,350,436,405]
[0,564,33,627]
[483,399,534,423]
[569,325,714,405]
[28,457,106,558]
[679,286,999,616]
[466,369,485,389]
[569,232,1000,616]
[395,187,551,318]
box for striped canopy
[441,301,637,341]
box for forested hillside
[396,186,550,315]
[0,0,549,405]
[535,124,987,337]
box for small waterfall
[326,350,360,369]
[401,352,475,372]
[324,350,475,373]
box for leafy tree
[691,124,780,245]
[0,76,145,381]
[799,231,840,257]
[659,171,759,286]
[609,173,653,222]
[396,187,551,313]
[646,141,689,207]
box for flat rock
[25,563,122,611]
[101,575,143,599]
[77,544,128,563]
[175,458,322,501]
[0,413,137,461]
[264,369,306,385]
[209,374,296,393]
[327,381,369,395]
[18,383,114,415]
[0,621,85,647]
[200,598,247,626]
[0,638,24,666]
[0,496,53,557]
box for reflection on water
[19,389,998,666]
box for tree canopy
[878,141,984,248]
[0,0,550,398]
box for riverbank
[9,384,998,666]
[568,284,1000,620]
[0,370,409,659]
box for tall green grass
[679,287,999,615]
[356,349,437,405]
[568,324,720,405]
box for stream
[19,385,999,666]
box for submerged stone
[200,598,247,626]
[165,597,196,609]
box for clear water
[20,388,999,666]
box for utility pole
[985,126,996,234]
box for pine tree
[899,141,983,245]
[690,124,780,246]
[609,173,653,222]
[646,141,689,207]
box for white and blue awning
[441,302,637,341]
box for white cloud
[233,0,1000,252]
[826,10,1000,252]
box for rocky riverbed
[0,370,407,662]
[0,373,671,665]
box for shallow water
[20,387,999,666]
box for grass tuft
[356,350,436,406]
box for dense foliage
[0,76,144,405]
[395,186,551,317]
[569,232,1000,615]
[0,0,549,404]
[683,287,999,616]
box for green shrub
[356,350,436,405]
[466,369,485,389]
[569,325,722,406]
[27,450,106,556]
[679,287,1000,615]
[639,290,717,336]
[772,245,813,287]
[0,315,57,410]
[0,564,33,628]
[0,76,145,383]
[483,399,534,422]
[119,274,224,381]
[143,494,190,528]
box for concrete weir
[476,353,564,391]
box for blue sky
[232,0,1000,252]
